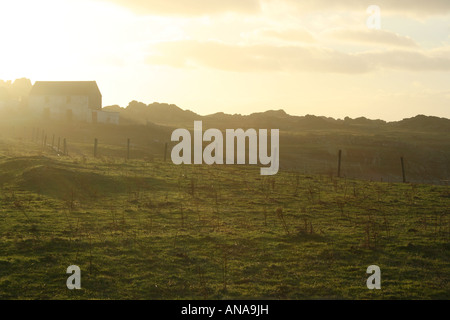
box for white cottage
[28,81,119,124]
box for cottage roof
[29,81,101,97]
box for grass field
[0,137,448,299]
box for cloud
[146,40,370,73]
[280,0,450,16]
[247,28,316,43]
[101,0,450,16]
[146,40,450,73]
[324,28,418,48]
[99,0,261,16]
[363,47,450,71]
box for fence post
[127,138,130,160]
[94,138,98,158]
[164,142,168,162]
[401,156,406,183]
[63,138,67,155]
[58,137,61,153]
[337,149,342,178]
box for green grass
[0,138,448,299]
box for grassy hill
[0,138,448,299]
[100,103,450,184]
[1,108,450,184]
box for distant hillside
[389,115,450,132]
[104,101,198,126]
[104,101,450,133]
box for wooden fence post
[337,149,342,178]
[127,138,130,160]
[94,138,98,158]
[164,142,168,162]
[401,156,406,183]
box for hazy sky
[1,0,449,120]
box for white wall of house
[29,95,90,121]
[28,95,119,124]
[0,100,21,110]
[92,110,120,125]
